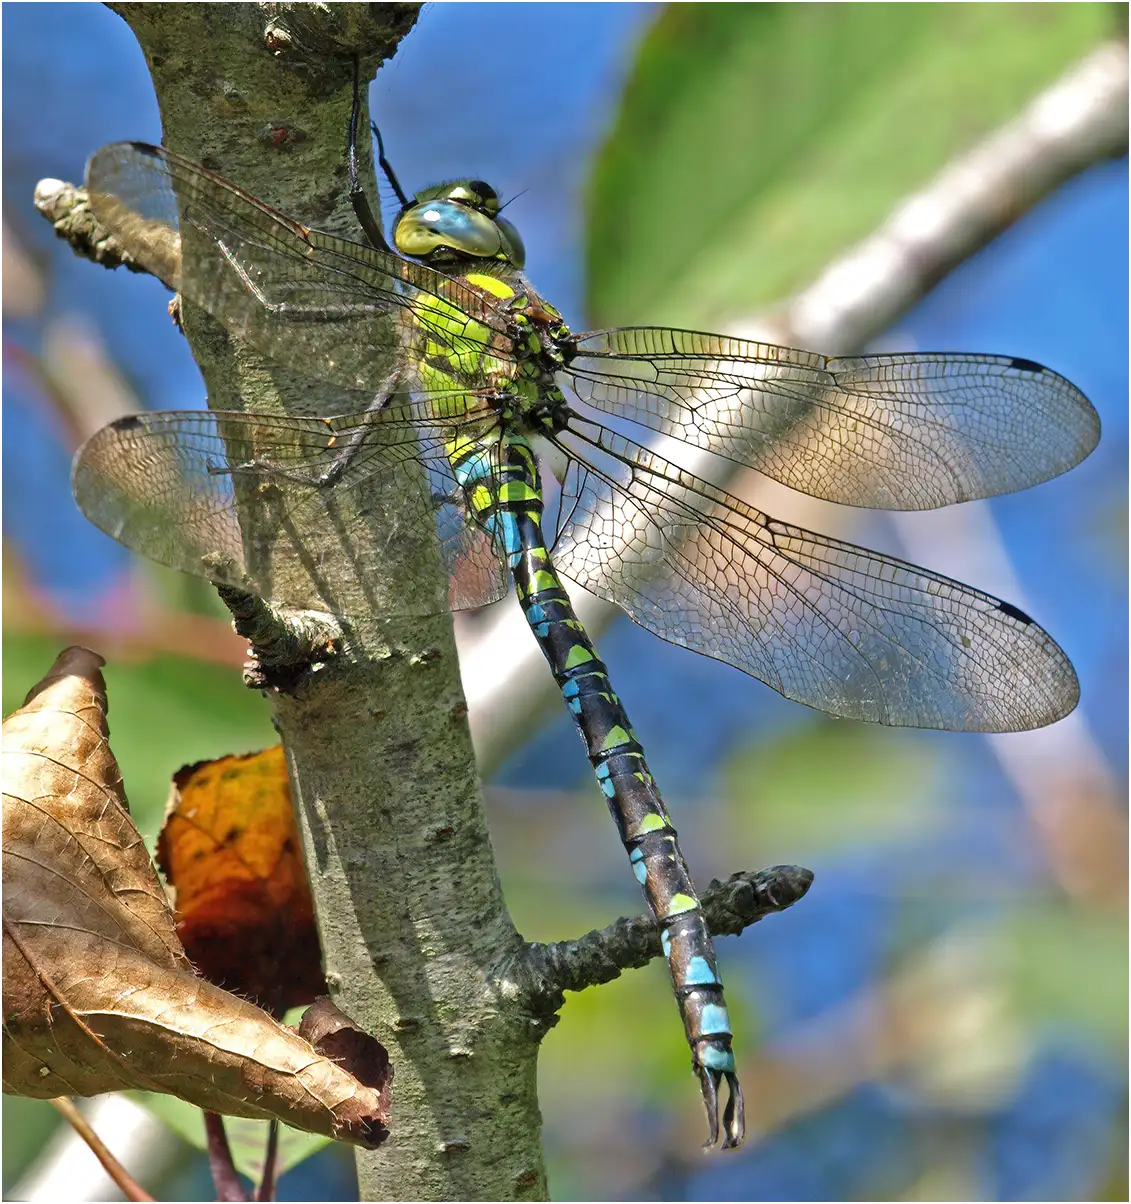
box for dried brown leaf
[2,647,389,1147]
[299,998,393,1138]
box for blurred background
[3,3,1127,1200]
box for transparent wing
[85,142,519,394]
[547,414,1079,732]
[565,328,1100,509]
[72,399,511,618]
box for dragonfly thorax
[393,179,526,269]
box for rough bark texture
[109,5,548,1197]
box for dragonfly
[72,100,1098,1149]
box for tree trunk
[110,4,549,1197]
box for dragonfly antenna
[498,188,528,213]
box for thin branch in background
[13,1095,176,1204]
[764,40,1130,354]
[988,712,1127,908]
[39,313,154,445]
[4,219,46,318]
[204,1112,249,1203]
[792,42,1131,913]
[2,569,250,667]
[888,501,1127,908]
[5,323,251,666]
[48,1097,154,1203]
[254,1120,280,1203]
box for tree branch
[765,39,1129,353]
[505,865,813,1014]
[48,1097,154,1203]
[34,178,143,272]
[213,583,345,692]
[48,6,552,1200]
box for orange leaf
[157,747,325,1012]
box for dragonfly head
[393,180,526,270]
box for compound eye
[495,216,525,270]
[468,181,500,215]
[393,199,504,261]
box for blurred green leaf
[587,3,1115,328]
[1,1098,61,1195]
[132,1093,330,1181]
[717,718,942,864]
[487,786,648,940]
[3,634,274,841]
[1004,901,1127,1046]
[146,561,241,621]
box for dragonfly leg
[311,369,408,488]
[212,455,335,490]
[205,371,406,491]
[347,55,393,253]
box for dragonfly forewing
[72,403,511,619]
[565,328,1100,510]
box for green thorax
[394,179,572,435]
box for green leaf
[2,633,274,841]
[717,718,942,863]
[541,941,756,1129]
[129,1093,331,1181]
[1003,901,1127,1046]
[2,1098,62,1195]
[586,3,1115,329]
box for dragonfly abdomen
[449,428,744,1147]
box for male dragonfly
[72,103,1098,1148]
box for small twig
[215,581,344,691]
[49,1097,154,1203]
[33,178,144,273]
[506,865,813,1011]
[254,1119,280,1202]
